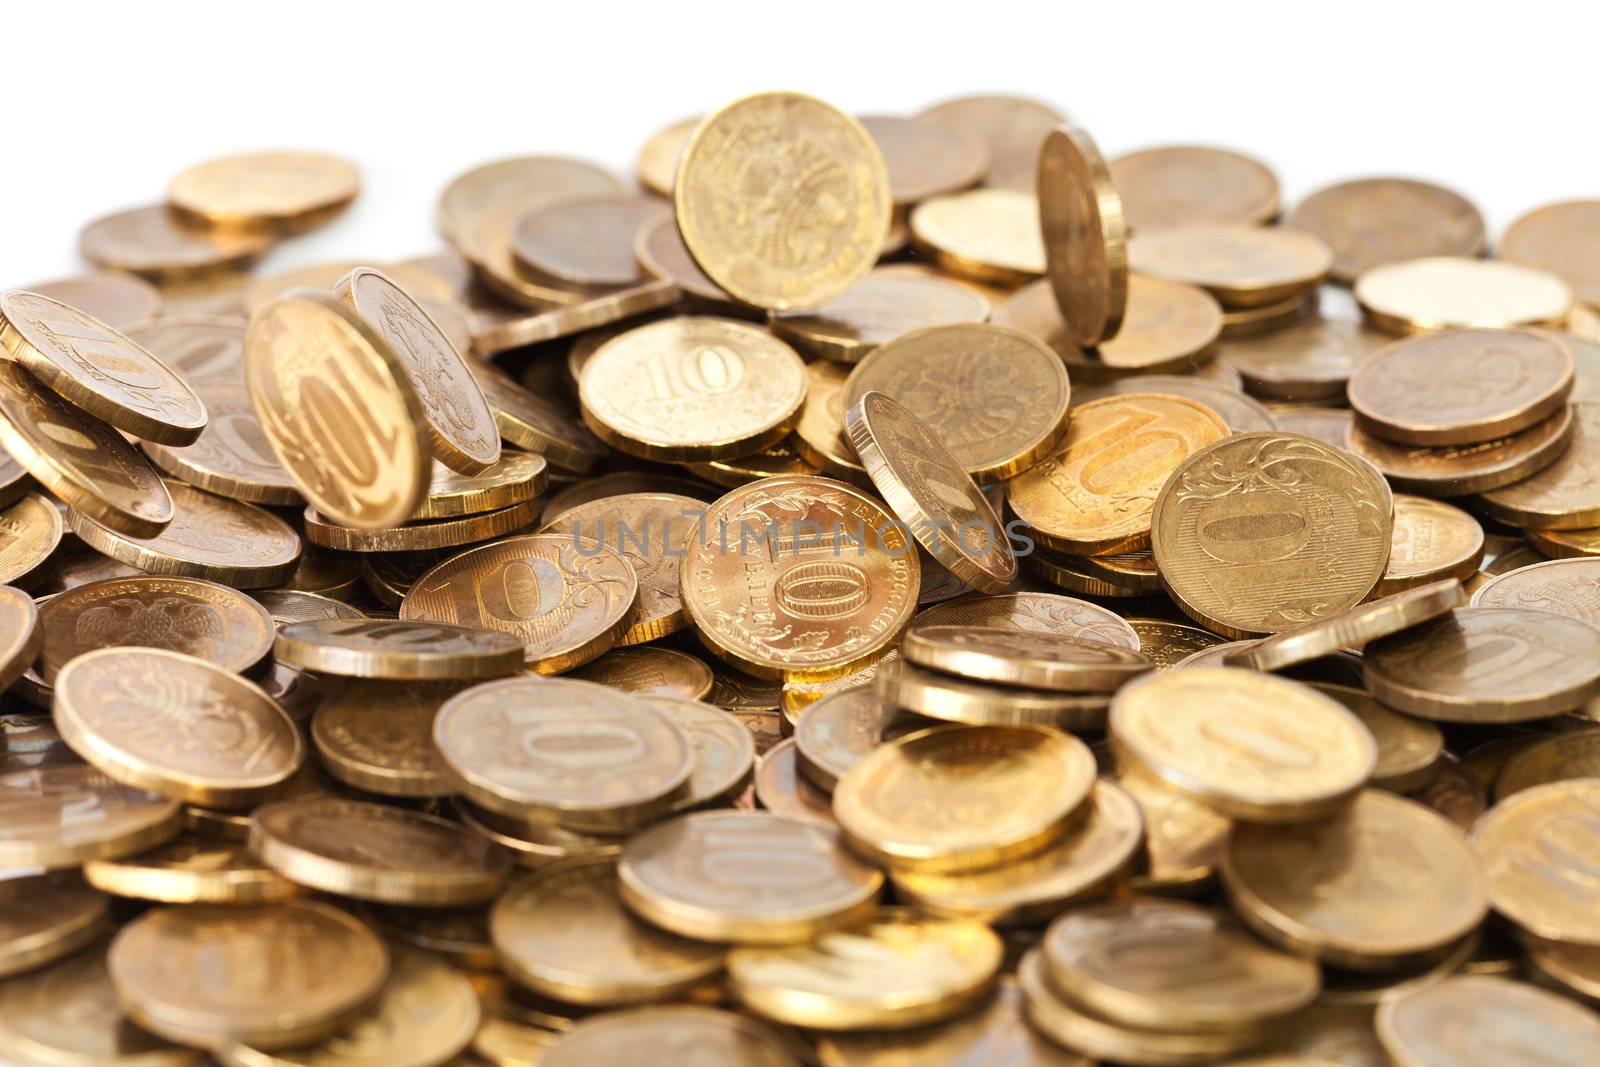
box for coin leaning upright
[1037,123,1127,347]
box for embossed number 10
[645,344,746,400]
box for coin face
[1471,779,1600,943]
[768,266,992,363]
[1494,730,1600,798]
[1075,373,1279,432]
[0,492,63,586]
[79,204,272,280]
[0,587,38,692]
[791,683,902,791]
[1127,225,1332,307]
[144,377,301,506]
[25,270,161,329]
[1500,199,1600,309]
[570,646,715,701]
[1109,145,1279,230]
[676,93,891,311]
[0,870,108,979]
[1480,400,1600,528]
[1224,579,1463,673]
[909,189,1046,285]
[634,213,742,308]
[1471,558,1600,625]
[916,95,1064,191]
[274,617,525,680]
[859,114,989,206]
[1285,178,1486,284]
[1347,402,1574,496]
[1355,256,1573,334]
[637,117,698,196]
[84,833,295,904]
[1379,495,1484,593]
[127,315,246,378]
[436,155,623,244]
[169,150,357,230]
[1221,316,1389,401]
[245,292,430,530]
[312,679,464,797]
[510,193,668,288]
[1152,431,1393,637]
[541,1006,800,1067]
[400,534,637,673]
[0,763,181,868]
[1038,124,1127,347]
[915,592,1139,649]
[1377,974,1600,1067]
[644,695,758,811]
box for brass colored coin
[0,492,61,585]
[108,900,389,1049]
[0,448,30,512]
[1525,938,1600,1004]
[1355,256,1574,335]
[1038,123,1127,347]
[400,533,637,673]
[540,1006,799,1067]
[682,438,818,486]
[1110,145,1280,230]
[281,543,362,598]
[821,983,1092,1067]
[617,809,882,944]
[154,271,253,318]
[1112,668,1376,821]
[0,871,108,978]
[0,764,181,868]
[246,261,368,314]
[1499,200,1600,309]
[456,798,623,868]
[1127,225,1333,308]
[311,679,465,797]
[170,151,358,231]
[79,204,272,281]
[1493,729,1600,798]
[1271,406,1352,447]
[1126,617,1226,669]
[676,92,891,311]
[835,723,1094,873]
[1347,402,1574,496]
[634,213,745,310]
[433,676,691,832]
[768,266,991,363]
[54,647,302,807]
[860,114,989,206]
[865,656,1106,731]
[1022,543,1145,599]
[1221,290,1318,338]
[792,683,903,791]
[436,155,624,244]
[847,390,1017,593]
[470,278,682,356]
[1223,790,1487,970]
[903,625,1152,692]
[510,194,669,288]
[0,361,172,536]
[1285,178,1487,284]
[644,695,758,811]
[1113,751,1231,893]
[417,451,547,520]
[1072,373,1281,431]
[83,834,296,904]
[570,646,715,700]
[915,591,1139,648]
[69,480,302,588]
[1472,779,1600,944]
[301,499,534,552]
[274,617,524,680]
[1480,400,1600,528]
[637,116,697,196]
[491,857,725,1006]
[753,736,837,823]
[1222,316,1389,401]
[467,360,608,475]
[1225,579,1461,672]
[1365,607,1600,721]
[0,584,39,691]
[1409,753,1489,832]
[916,95,1065,191]
[1471,557,1600,625]
[363,902,496,970]
[1377,974,1600,1067]
[27,271,161,329]
[844,323,1070,482]
[1379,495,1485,594]
[680,476,918,680]
[1530,524,1600,559]
[909,188,1046,286]
[143,377,303,506]
[1309,684,1444,793]
[793,359,870,483]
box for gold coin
[83,834,296,904]
[1355,256,1573,335]
[143,376,303,506]
[470,278,682,356]
[38,574,276,680]
[1074,372,1279,431]
[902,625,1153,692]
[54,647,302,807]
[676,92,890,311]
[1480,400,1600,528]
[1309,683,1444,792]
[274,617,524,680]
[280,543,362,598]
[465,360,608,475]
[471,1008,567,1067]
[860,114,989,206]
[821,983,1092,1067]
[1152,431,1393,637]
[1493,729,1600,798]
[1365,607,1600,721]
[617,809,881,944]
[540,492,705,644]
[1500,200,1600,309]
[0,492,61,585]
[792,683,905,791]
[1471,778,1600,944]
[634,212,745,310]
[400,533,637,673]
[0,871,109,978]
[1126,617,1226,669]
[1221,316,1389,402]
[246,261,369,315]
[1225,578,1462,672]
[1285,178,1486,284]
[363,902,496,971]
[540,1005,799,1067]
[1223,790,1486,969]
[644,695,758,811]
[1347,402,1574,496]
[1113,668,1376,821]
[509,193,669,289]
[246,291,430,530]
[170,151,357,232]
[1222,292,1319,341]
[1038,123,1127,347]
[1127,225,1332,308]
[1525,938,1600,1004]
[1050,547,1162,594]
[1530,523,1600,559]
[455,795,623,869]
[916,95,1064,191]
[835,723,1094,873]
[681,437,818,486]
[915,591,1139,648]
[436,155,624,244]
[570,646,715,700]
[1378,495,1484,594]
[0,447,30,511]
[909,188,1045,286]
[846,390,1016,592]
[753,737,837,823]
[0,764,181,868]
[79,204,272,281]
[1110,145,1280,230]
[0,584,38,691]
[1377,974,1600,1067]
[433,676,691,832]
[25,270,162,329]
[0,360,172,536]
[680,475,918,680]
[69,480,302,588]
[891,779,1143,927]
[301,499,534,553]
[491,857,724,1006]
[108,899,389,1049]
[637,116,698,196]
[768,265,991,363]
[1471,557,1600,625]
[417,451,547,520]
[311,680,464,797]
[877,657,1112,729]
[154,271,253,318]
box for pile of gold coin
[1,88,1598,1067]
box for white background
[3,1,1595,286]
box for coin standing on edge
[1038,123,1127,347]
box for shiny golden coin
[1472,778,1600,944]
[1379,495,1485,594]
[579,316,805,461]
[1500,200,1600,309]
[311,679,464,797]
[433,676,691,832]
[143,376,302,506]
[1493,730,1600,798]
[246,261,368,314]
[768,265,991,363]
[456,798,624,870]
[286,544,362,599]
[510,193,668,288]
[1110,145,1280,230]
[540,1006,798,1067]
[465,359,608,474]
[400,533,637,673]
[69,480,302,588]
[821,983,1091,1067]
[154,270,253,318]
[0,871,108,978]
[877,657,1110,730]
[1074,372,1280,431]
[1347,402,1574,496]
[916,95,1065,191]
[1127,225,1333,308]
[753,736,837,823]
[1525,938,1600,1004]
[680,475,918,680]
[1480,400,1600,528]
[84,834,295,904]
[246,291,429,530]
[792,360,870,482]
[38,574,276,680]
[0,763,181,868]
[1126,617,1226,669]
[860,114,989,206]
[1152,430,1392,637]
[792,683,905,791]
[301,499,533,553]
[1038,123,1127,347]
[676,92,891,311]
[915,591,1139,648]
[417,451,547,520]
[645,695,758,811]
[1530,523,1600,559]
[683,438,819,486]
[847,390,1016,592]
[1285,177,1486,284]
[1377,974,1600,1067]
[903,625,1152,692]
[1366,606,1600,721]
[0,492,61,585]
[28,274,160,337]
[1308,684,1444,792]
[0,584,39,691]
[79,204,272,281]
[436,155,624,244]
[492,857,724,1006]
[909,188,1045,286]
[618,809,881,944]
[1022,545,1147,598]
[637,116,698,196]
[570,646,715,700]
[1355,256,1574,335]
[54,647,302,807]
[363,902,496,970]
[0,447,30,512]
[170,150,357,231]
[634,212,745,309]
[1221,315,1390,401]
[1225,578,1461,672]
[109,899,388,1049]
[274,617,524,680]
[469,277,682,356]
[1471,557,1600,626]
